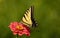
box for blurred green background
[0,0,60,38]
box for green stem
[16,34,18,38]
[16,36,17,38]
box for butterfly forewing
[21,7,32,27]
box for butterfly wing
[21,6,37,27]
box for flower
[8,22,30,36]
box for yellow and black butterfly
[21,6,37,27]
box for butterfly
[21,6,37,28]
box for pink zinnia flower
[8,22,30,36]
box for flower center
[16,25,23,30]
